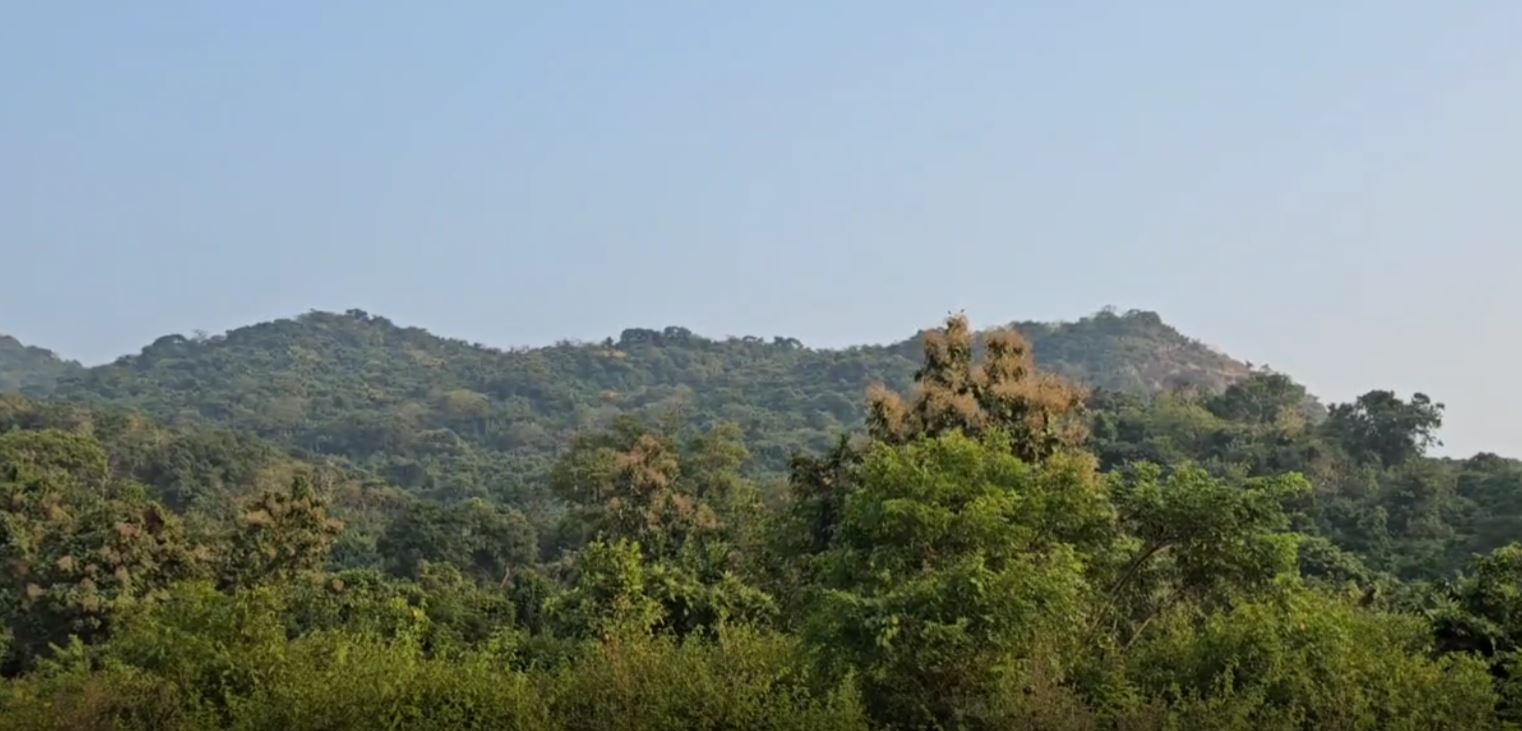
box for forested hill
[8,312,1522,728]
[1009,310,1249,394]
[0,335,81,393]
[19,308,1247,492]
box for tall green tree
[1323,390,1444,467]
[802,432,1114,728]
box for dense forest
[4,309,1522,729]
[27,309,1246,518]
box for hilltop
[0,335,82,393]
[1010,309,1248,394]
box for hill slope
[1011,309,1248,394]
[0,393,410,565]
[0,335,83,393]
[43,308,1249,500]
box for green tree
[1124,590,1497,729]
[1323,390,1444,467]
[1102,465,1308,648]
[547,539,664,638]
[550,419,777,640]
[379,498,537,585]
[803,433,1113,728]
[1205,369,1310,426]
[1423,543,1522,719]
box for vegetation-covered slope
[1012,308,1249,393]
[37,308,1249,503]
[0,394,413,567]
[14,307,1512,582]
[4,314,1516,729]
[0,335,81,393]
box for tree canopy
[1,310,1519,728]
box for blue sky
[3,2,1520,455]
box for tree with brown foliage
[221,475,344,588]
[0,430,202,672]
[867,314,1085,462]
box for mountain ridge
[13,306,1251,394]
[5,307,1254,504]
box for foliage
[550,418,756,558]
[0,336,81,395]
[0,430,203,672]
[1120,590,1498,729]
[0,582,864,731]
[866,315,1085,462]
[30,308,1249,504]
[802,433,1111,728]
[1,310,1520,726]
[1106,465,1306,630]
[379,498,536,584]
[1323,390,1445,468]
[0,393,410,564]
[1089,378,1518,582]
[219,476,343,588]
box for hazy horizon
[5,2,1520,456]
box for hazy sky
[3,3,1520,455]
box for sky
[2,2,1520,455]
